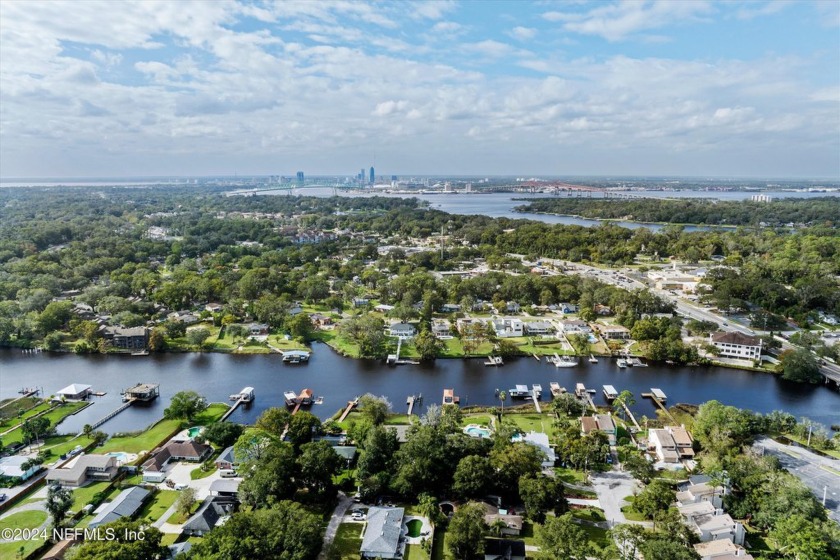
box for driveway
[318,492,352,560]
[589,470,644,526]
[163,462,222,500]
[754,436,840,523]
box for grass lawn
[190,462,218,480]
[461,414,493,427]
[571,507,606,523]
[330,522,363,560]
[405,543,430,560]
[579,523,610,550]
[71,481,115,511]
[267,335,309,351]
[137,490,179,524]
[160,533,180,546]
[100,403,228,455]
[430,527,449,560]
[169,501,201,525]
[502,413,553,436]
[783,433,840,459]
[0,396,42,423]
[384,414,414,425]
[315,330,361,358]
[0,509,47,530]
[620,504,647,522]
[0,401,51,426]
[2,401,89,446]
[553,466,589,485]
[0,539,44,559]
[41,434,85,457]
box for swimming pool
[106,451,129,463]
[463,424,492,438]
[187,426,203,438]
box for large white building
[709,332,762,360]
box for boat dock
[642,388,675,423]
[621,400,641,431]
[603,385,618,400]
[121,383,159,402]
[628,357,647,367]
[282,350,311,364]
[0,388,40,411]
[531,385,542,413]
[532,353,541,361]
[291,388,314,415]
[589,354,598,363]
[86,399,132,431]
[575,383,597,411]
[338,397,359,422]
[442,388,460,406]
[221,387,255,422]
[484,356,503,366]
[549,382,566,397]
[406,393,422,415]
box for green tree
[22,416,50,445]
[613,389,635,420]
[45,484,73,528]
[71,520,166,560]
[414,330,444,361]
[239,442,298,508]
[497,390,507,418]
[490,442,545,496]
[640,538,700,560]
[779,348,821,383]
[771,514,835,560]
[287,313,315,341]
[189,502,322,560]
[447,502,487,560]
[163,390,207,423]
[203,421,244,448]
[37,301,73,335]
[43,331,63,350]
[164,320,187,338]
[518,475,567,523]
[187,327,211,347]
[551,392,585,417]
[286,411,321,447]
[297,440,343,496]
[358,394,390,425]
[176,487,197,518]
[255,407,291,437]
[537,513,591,560]
[148,327,166,352]
[452,455,494,499]
[606,524,648,560]
[356,425,399,481]
[634,480,676,521]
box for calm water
[1,346,837,434]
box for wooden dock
[620,401,641,431]
[641,392,676,423]
[338,397,359,422]
[86,398,134,431]
[406,394,422,416]
[220,394,251,423]
[0,388,39,411]
[531,387,542,413]
[532,353,541,361]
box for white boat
[283,391,298,406]
[554,356,578,368]
[589,354,598,363]
[484,356,504,366]
[603,385,618,400]
[549,382,565,397]
[575,383,587,398]
[509,384,531,398]
[617,358,627,368]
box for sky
[1,0,839,179]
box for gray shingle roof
[89,487,150,528]
[360,507,404,557]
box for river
[1,346,837,434]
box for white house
[0,456,40,481]
[648,429,680,464]
[432,319,452,338]
[599,324,631,340]
[388,322,417,339]
[491,318,524,338]
[525,321,554,335]
[558,319,592,335]
[694,539,754,560]
[517,432,555,468]
[709,332,762,360]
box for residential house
[0,456,40,481]
[205,303,223,313]
[505,301,521,313]
[558,319,592,335]
[668,426,695,460]
[709,332,762,360]
[56,383,92,401]
[247,323,269,336]
[214,446,239,470]
[309,313,333,327]
[690,512,745,545]
[72,303,95,320]
[103,326,149,350]
[525,321,554,335]
[559,303,578,314]
[388,322,417,339]
[484,539,526,560]
[517,432,555,468]
[580,416,598,437]
[595,414,617,445]
[694,539,755,560]
[374,304,394,313]
[46,455,118,487]
[595,304,613,316]
[648,429,680,464]
[360,507,404,559]
[599,324,631,340]
[677,481,724,509]
[183,497,238,537]
[483,514,523,537]
[88,487,150,529]
[168,310,199,324]
[432,319,452,338]
[209,479,241,498]
[491,318,524,338]
[440,303,461,313]
[141,440,212,482]
[288,303,303,316]
[353,297,371,308]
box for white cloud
[373,100,408,116]
[431,21,464,34]
[462,40,516,58]
[735,0,791,21]
[508,26,537,41]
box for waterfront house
[388,322,417,339]
[46,454,118,487]
[484,538,526,560]
[558,319,592,335]
[309,313,333,327]
[667,425,695,460]
[103,326,149,350]
[709,332,762,360]
[595,414,617,445]
[598,324,631,340]
[183,497,238,537]
[168,310,199,324]
[648,428,680,464]
[56,383,92,401]
[360,507,404,559]
[141,440,212,481]
[247,323,269,336]
[491,318,524,338]
[88,487,150,529]
[432,319,452,338]
[0,456,40,481]
[518,432,555,468]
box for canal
[1,345,837,434]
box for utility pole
[807,423,813,447]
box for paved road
[317,492,352,560]
[589,470,643,526]
[754,436,840,523]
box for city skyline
[1,0,839,179]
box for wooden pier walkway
[585,394,597,412]
[531,388,542,413]
[406,394,423,416]
[86,398,135,432]
[0,389,39,411]
[641,393,676,423]
[621,401,641,430]
[220,397,247,422]
[338,397,359,422]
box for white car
[351,513,366,521]
[174,483,188,491]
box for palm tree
[613,390,636,421]
[498,390,507,419]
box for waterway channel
[1,345,837,434]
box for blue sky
[1,0,838,178]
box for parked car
[174,483,188,490]
[351,513,366,521]
[0,493,7,502]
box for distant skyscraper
[296,171,304,183]
[390,175,397,181]
[360,168,365,183]
[369,166,375,184]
